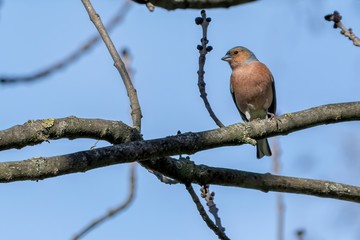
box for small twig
[90,140,100,150]
[73,163,137,240]
[0,1,131,84]
[82,0,142,131]
[195,10,225,128]
[145,2,155,11]
[185,183,230,240]
[325,11,360,47]
[151,170,179,184]
[131,0,155,11]
[200,185,225,232]
[272,138,285,240]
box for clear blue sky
[1,0,360,239]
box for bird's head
[221,46,258,69]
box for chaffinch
[222,46,276,159]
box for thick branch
[1,102,360,199]
[144,0,256,10]
[0,117,140,151]
[144,157,360,203]
[2,102,359,158]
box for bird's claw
[267,112,276,119]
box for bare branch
[0,103,360,203]
[1,152,360,203]
[82,0,142,131]
[0,117,140,151]
[200,185,225,232]
[143,0,256,10]
[186,183,230,240]
[195,10,225,128]
[148,157,360,203]
[325,11,360,47]
[73,163,136,240]
[0,2,131,84]
[2,102,359,158]
[151,170,179,184]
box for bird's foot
[267,112,276,119]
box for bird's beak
[221,54,232,62]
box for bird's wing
[267,74,276,118]
[230,82,248,122]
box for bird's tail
[256,138,272,159]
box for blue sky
[1,0,360,239]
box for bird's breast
[230,62,273,116]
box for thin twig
[200,185,225,232]
[151,170,179,184]
[195,10,225,128]
[89,140,100,150]
[73,163,137,240]
[82,0,142,131]
[325,11,360,47]
[272,138,285,240]
[185,183,230,240]
[0,1,131,84]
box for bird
[221,46,276,159]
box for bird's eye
[234,51,238,55]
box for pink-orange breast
[231,62,274,114]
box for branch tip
[195,10,225,128]
[325,10,360,47]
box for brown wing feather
[230,82,248,122]
[267,75,276,118]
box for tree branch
[82,0,142,131]
[0,117,140,151]
[200,184,226,233]
[325,10,360,47]
[144,157,360,203]
[195,10,224,128]
[0,102,360,182]
[2,102,359,160]
[1,102,360,203]
[142,0,256,10]
[1,150,360,203]
[0,1,131,84]
[186,183,230,240]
